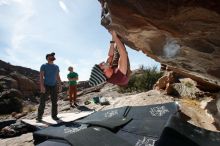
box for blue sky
[0,0,159,81]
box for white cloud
[0,0,10,5]
[59,0,68,14]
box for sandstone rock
[11,112,17,117]
[180,98,219,131]
[0,89,23,99]
[0,75,18,89]
[172,78,207,98]
[201,93,220,130]
[11,112,28,119]
[0,68,8,75]
[0,132,34,146]
[217,95,220,116]
[0,89,23,114]
[215,93,220,128]
[77,81,91,91]
[10,72,38,97]
[14,112,28,119]
[100,0,220,91]
[0,60,39,82]
[153,71,174,94]
[0,60,40,114]
[0,59,40,97]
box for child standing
[67,66,78,107]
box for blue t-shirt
[40,63,59,86]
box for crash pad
[36,139,70,146]
[125,102,179,120]
[156,115,220,146]
[65,127,132,146]
[76,106,129,124]
[33,123,88,145]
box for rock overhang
[99,0,220,91]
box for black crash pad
[78,117,132,131]
[76,106,129,123]
[36,139,71,146]
[65,127,133,146]
[117,130,158,146]
[33,123,88,145]
[125,102,178,120]
[156,115,220,146]
[121,119,167,137]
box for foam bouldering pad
[36,139,71,146]
[76,106,129,124]
[117,130,158,146]
[125,102,178,120]
[156,115,220,146]
[84,117,132,131]
[33,123,88,145]
[65,127,133,146]
[121,119,167,137]
[156,127,199,146]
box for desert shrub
[118,65,163,93]
[184,81,194,88]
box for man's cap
[46,52,55,59]
[89,64,107,87]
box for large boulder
[0,75,18,89]
[100,0,220,91]
[203,93,220,129]
[0,68,9,76]
[0,60,40,97]
[10,72,38,97]
[172,78,207,98]
[0,89,23,114]
[0,60,39,114]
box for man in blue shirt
[36,52,62,122]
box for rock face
[10,72,38,97]
[0,60,39,114]
[101,0,220,91]
[0,89,23,114]
[0,60,39,97]
[172,78,207,98]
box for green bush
[185,82,194,88]
[118,65,163,93]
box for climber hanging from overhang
[89,30,131,87]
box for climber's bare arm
[106,41,115,65]
[111,31,128,75]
